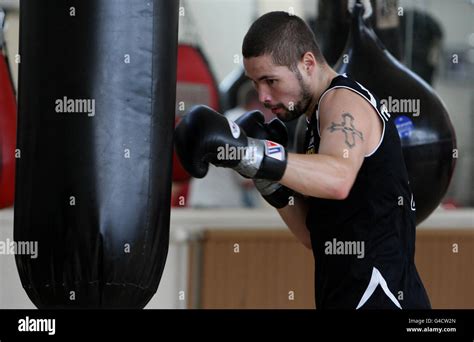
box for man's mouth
[270,106,283,114]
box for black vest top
[304,74,430,309]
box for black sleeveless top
[304,74,431,309]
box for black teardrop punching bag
[15,0,178,308]
[334,4,456,224]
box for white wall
[178,0,318,83]
[0,209,33,308]
[399,0,474,48]
[258,0,317,18]
[179,0,256,83]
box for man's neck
[305,67,338,120]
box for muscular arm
[280,89,381,200]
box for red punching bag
[176,44,220,111]
[0,12,16,209]
[334,3,456,224]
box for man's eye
[267,79,276,86]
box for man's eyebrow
[245,75,275,82]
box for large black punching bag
[15,0,178,308]
[334,3,456,224]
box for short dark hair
[242,11,326,70]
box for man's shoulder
[319,87,375,116]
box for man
[175,11,431,309]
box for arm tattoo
[327,112,364,149]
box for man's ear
[301,52,317,74]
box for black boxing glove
[174,105,287,180]
[235,110,288,146]
[235,111,294,209]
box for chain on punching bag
[334,3,456,224]
[15,0,179,308]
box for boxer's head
[242,11,327,122]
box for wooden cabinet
[187,230,314,308]
[415,229,474,308]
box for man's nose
[258,90,271,105]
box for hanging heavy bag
[15,0,178,308]
[333,3,456,224]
